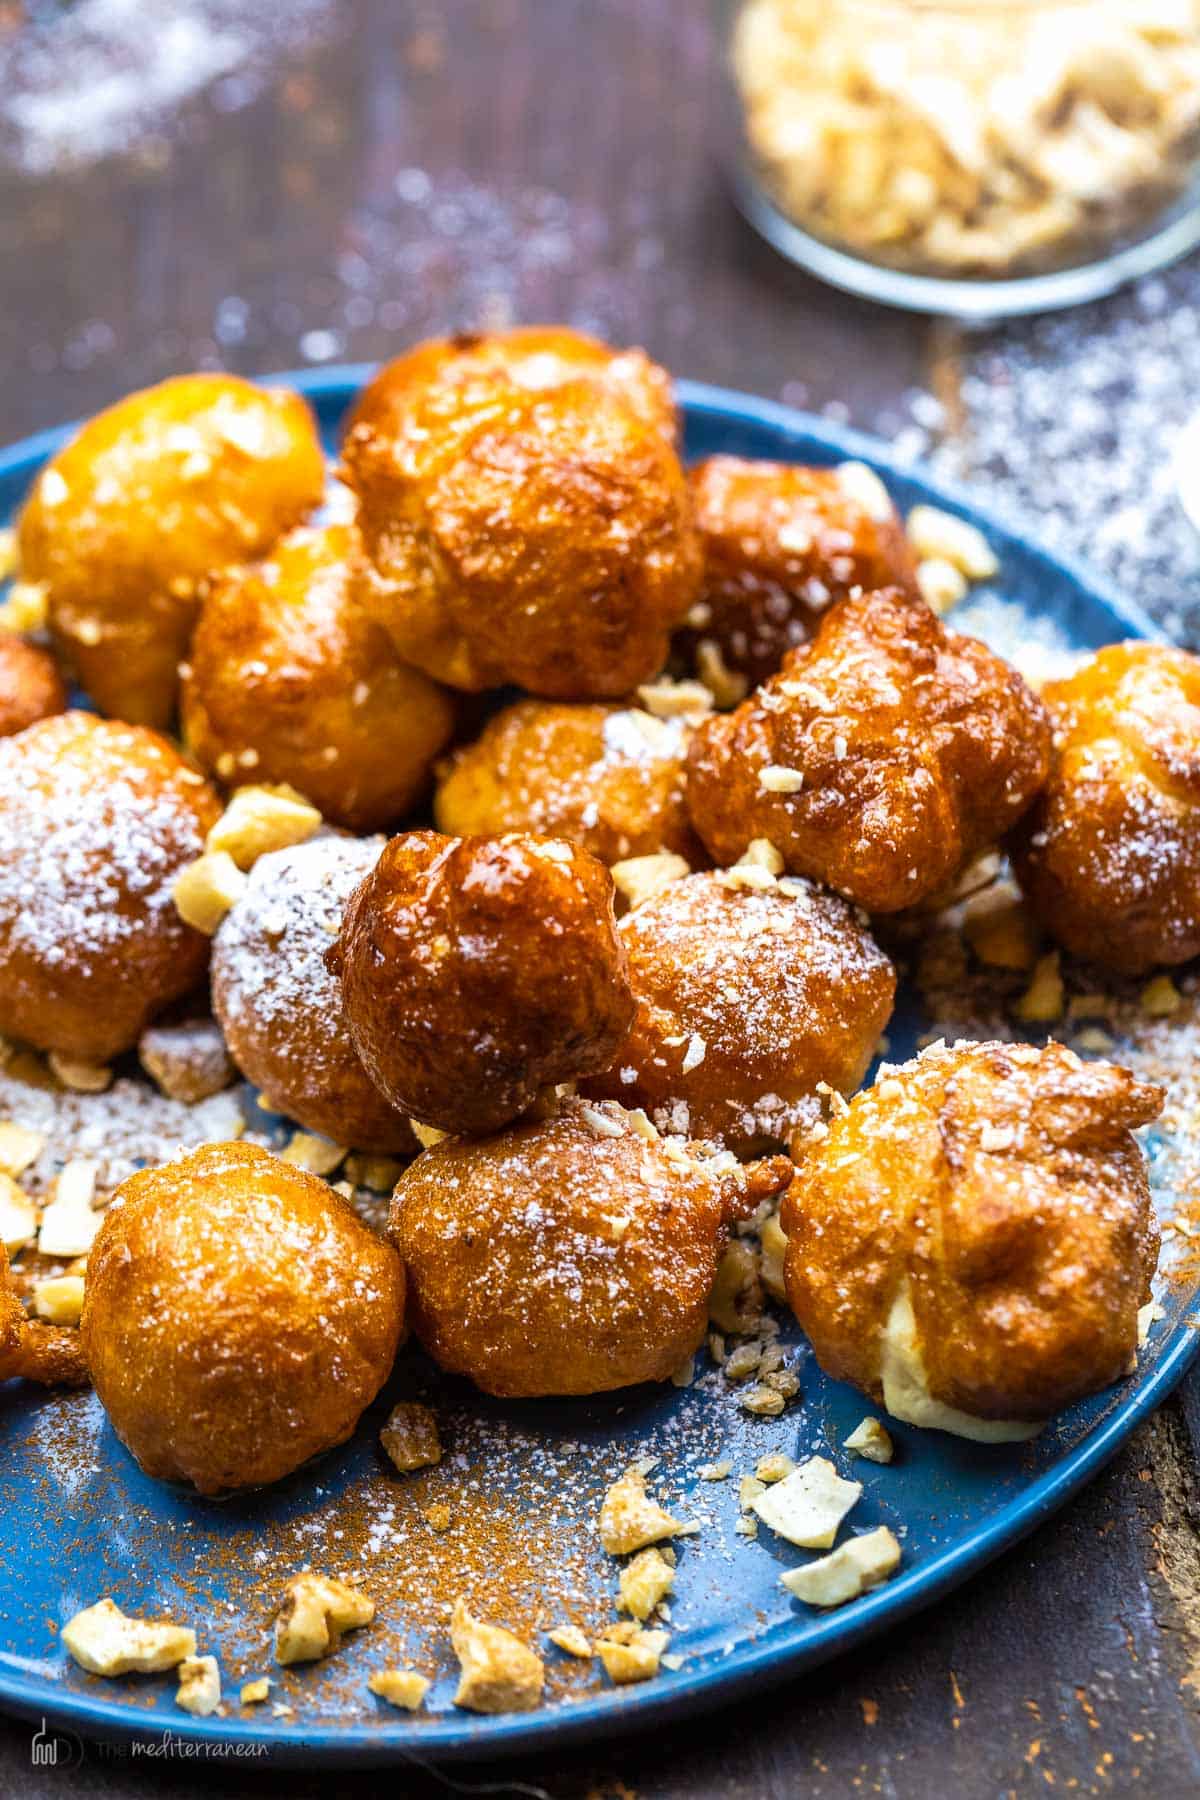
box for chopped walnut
[0,1174,36,1254]
[280,1131,346,1176]
[907,506,998,581]
[411,1122,448,1151]
[844,1418,895,1464]
[618,1547,676,1621]
[368,1668,431,1711]
[740,1383,787,1417]
[696,637,751,710]
[836,461,894,525]
[273,1571,374,1666]
[739,1474,767,1512]
[916,557,968,616]
[138,1017,235,1104]
[48,1053,112,1094]
[754,1453,796,1484]
[61,1598,196,1676]
[610,850,692,913]
[1141,974,1183,1018]
[1013,950,1065,1023]
[239,1678,270,1705]
[0,1123,45,1180]
[205,783,322,870]
[962,886,1040,972]
[380,1402,442,1474]
[173,851,248,936]
[343,1154,406,1193]
[636,677,714,720]
[758,764,806,795]
[450,1598,544,1714]
[708,1238,764,1335]
[699,1459,732,1482]
[423,1503,453,1532]
[547,1624,593,1659]
[595,1625,670,1685]
[176,1655,221,1717]
[32,1274,85,1326]
[780,1527,902,1608]
[599,1469,696,1556]
[1137,1300,1165,1347]
[759,1210,788,1303]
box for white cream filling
[879,1282,1043,1444]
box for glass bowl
[717,0,1200,318]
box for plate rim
[0,369,1189,1763]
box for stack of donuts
[0,328,1189,1496]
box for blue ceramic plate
[0,373,1191,1766]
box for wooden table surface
[1,3,1199,1794]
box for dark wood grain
[0,2,1198,1793]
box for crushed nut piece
[0,579,48,633]
[907,506,998,580]
[0,1123,44,1180]
[963,888,1040,972]
[724,1341,764,1382]
[240,1678,270,1705]
[37,1161,100,1258]
[916,557,968,616]
[836,461,893,524]
[138,1017,235,1103]
[708,1239,764,1335]
[1141,974,1183,1017]
[636,677,714,720]
[547,1625,592,1659]
[739,1474,767,1512]
[1137,1300,1166,1346]
[781,1527,902,1608]
[273,1571,374,1666]
[618,1547,676,1621]
[758,764,806,795]
[411,1122,448,1151]
[844,1417,895,1464]
[33,1274,85,1326]
[740,1383,787,1417]
[62,1598,196,1675]
[610,849,690,912]
[0,1174,36,1253]
[173,851,248,936]
[205,783,322,870]
[176,1655,221,1717]
[1013,951,1065,1024]
[595,1626,668,1685]
[699,1459,732,1482]
[368,1668,431,1711]
[755,1453,796,1484]
[735,1516,759,1539]
[380,1402,441,1474]
[599,1469,695,1555]
[423,1504,453,1532]
[752,1456,863,1548]
[280,1131,346,1176]
[48,1053,112,1094]
[343,1154,406,1192]
[695,637,751,709]
[451,1598,544,1714]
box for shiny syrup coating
[686,586,1051,912]
[82,1141,405,1495]
[0,630,66,738]
[331,830,635,1136]
[782,1039,1162,1422]
[1012,642,1200,975]
[0,712,220,1062]
[434,697,702,866]
[342,329,701,697]
[212,835,417,1155]
[583,869,895,1152]
[392,1097,790,1398]
[678,456,918,688]
[182,523,456,832]
[18,374,325,728]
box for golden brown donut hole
[18,374,325,728]
[182,523,456,832]
[583,869,895,1152]
[211,834,417,1154]
[82,1142,405,1494]
[342,331,700,697]
[0,630,66,738]
[1012,642,1200,976]
[331,830,635,1136]
[391,1098,784,1398]
[782,1040,1162,1431]
[433,698,701,865]
[0,711,220,1062]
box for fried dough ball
[342,330,701,696]
[182,523,455,830]
[331,831,635,1136]
[0,630,66,738]
[81,1142,405,1494]
[0,1243,88,1387]
[392,1097,791,1397]
[0,712,220,1061]
[583,869,895,1152]
[782,1040,1162,1437]
[212,835,416,1154]
[686,587,1050,912]
[1011,643,1200,975]
[18,374,324,728]
[680,457,918,689]
[434,698,701,865]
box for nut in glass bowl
[720,0,1200,316]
